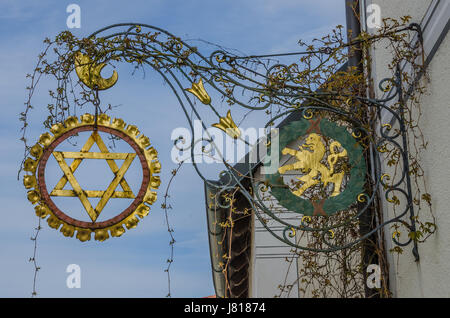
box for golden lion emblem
[277,133,348,197]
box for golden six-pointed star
[51,131,136,222]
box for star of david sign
[23,114,161,242]
[50,131,136,222]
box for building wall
[250,207,301,298]
[366,0,450,297]
[250,149,303,298]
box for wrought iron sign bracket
[22,22,425,259]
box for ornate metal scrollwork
[25,22,424,258]
[248,67,420,257]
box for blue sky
[0,0,345,297]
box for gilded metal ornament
[74,52,118,90]
[212,110,241,139]
[185,78,211,105]
[23,114,161,242]
[265,117,366,217]
[278,133,348,197]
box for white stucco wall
[388,31,450,297]
[250,148,304,298]
[367,0,450,297]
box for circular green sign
[264,117,366,216]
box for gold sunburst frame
[23,113,161,242]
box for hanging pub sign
[264,116,366,216]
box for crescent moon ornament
[74,52,118,90]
